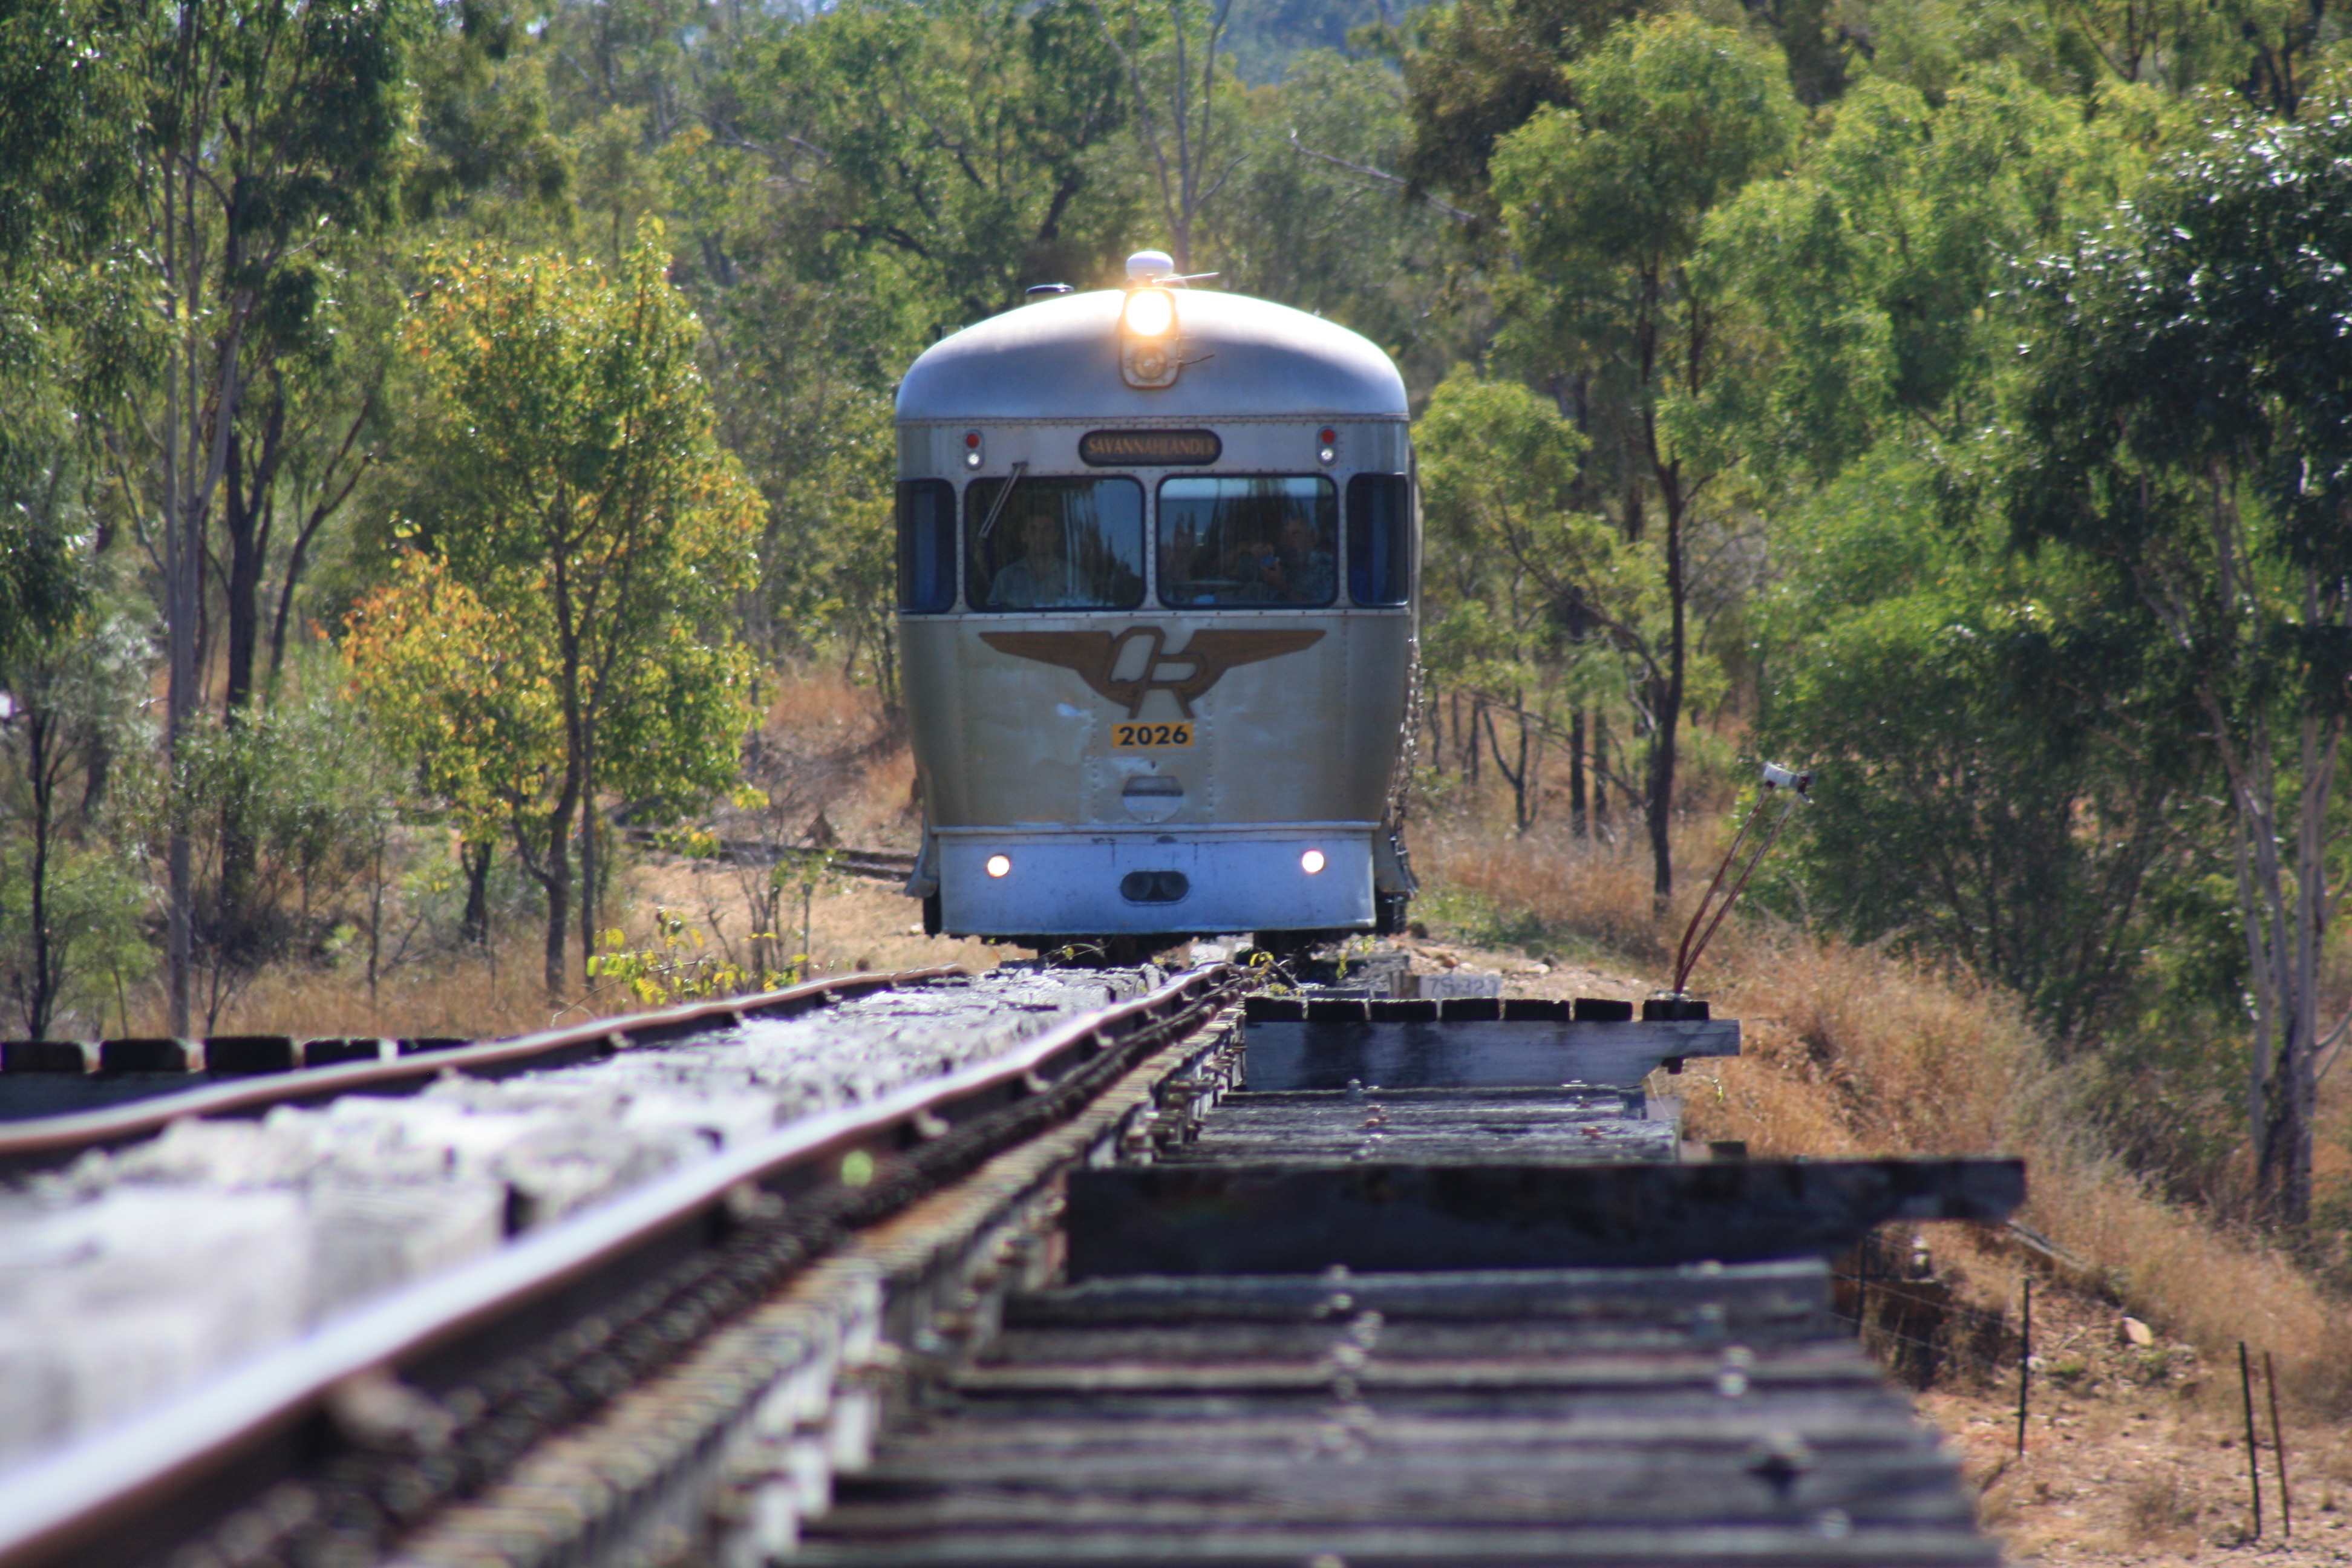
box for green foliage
[1756,447,2198,1048]
[0,506,82,668]
[1417,371,1630,683]
[368,226,759,995]
[1209,51,1466,379]
[1693,70,2163,485]
[344,551,564,850]
[402,0,572,229]
[0,577,151,1038]
[588,908,788,1004]
[2031,0,2328,111]
[0,835,146,1038]
[740,0,1137,324]
[753,389,905,701]
[162,684,405,1026]
[2001,83,2352,1223]
[1399,0,1657,219]
[1497,16,1798,285]
[1484,14,1794,892]
[0,0,136,270]
[2012,93,2352,580]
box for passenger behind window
[967,475,1145,612]
[1158,476,1336,608]
[1258,515,1333,604]
[989,510,1077,608]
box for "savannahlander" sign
[1078,428,1221,466]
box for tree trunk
[460,838,494,947]
[220,396,287,721]
[544,799,573,1001]
[1648,485,1687,911]
[1570,709,1587,838]
[578,759,599,979]
[163,250,194,1040]
[24,708,57,1038]
[2246,702,2336,1228]
[1592,713,1610,832]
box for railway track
[0,962,2022,1568]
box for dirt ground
[1924,1320,2352,1566]
[631,855,1003,982]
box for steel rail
[0,965,965,1174]
[0,962,1246,1568]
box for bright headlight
[1122,287,1176,339]
[986,854,1012,878]
[1301,849,1326,875]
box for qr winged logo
[979,626,1324,717]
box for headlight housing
[1120,287,1181,388]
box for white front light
[1122,287,1176,339]
[1301,849,1326,875]
[986,854,1012,878]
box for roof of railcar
[895,289,1408,423]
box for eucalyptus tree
[1705,70,2187,1048]
[110,0,423,1032]
[0,594,149,1039]
[1491,15,1796,904]
[1100,0,1238,273]
[1396,0,1655,228]
[732,0,1136,327]
[2039,0,2323,113]
[394,231,760,999]
[2008,93,2352,1227]
[1207,51,1465,385]
[1414,368,1665,835]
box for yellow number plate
[1112,721,1194,748]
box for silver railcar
[895,252,1418,949]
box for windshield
[965,476,1146,612]
[1158,476,1337,607]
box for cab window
[965,475,1146,612]
[1347,473,1413,606]
[1157,476,1337,607]
[896,480,956,612]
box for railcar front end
[895,253,1418,948]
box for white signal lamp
[1119,285,1182,389]
[1300,849,1326,875]
[985,854,1012,878]
[1122,287,1176,339]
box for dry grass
[732,667,919,850]
[1411,806,2352,1419]
[2119,1469,2200,1544]
[1414,819,1682,963]
[112,931,615,1042]
[106,668,952,1043]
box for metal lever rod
[1671,763,1812,996]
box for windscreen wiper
[976,460,1029,544]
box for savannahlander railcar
[896,250,1419,955]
